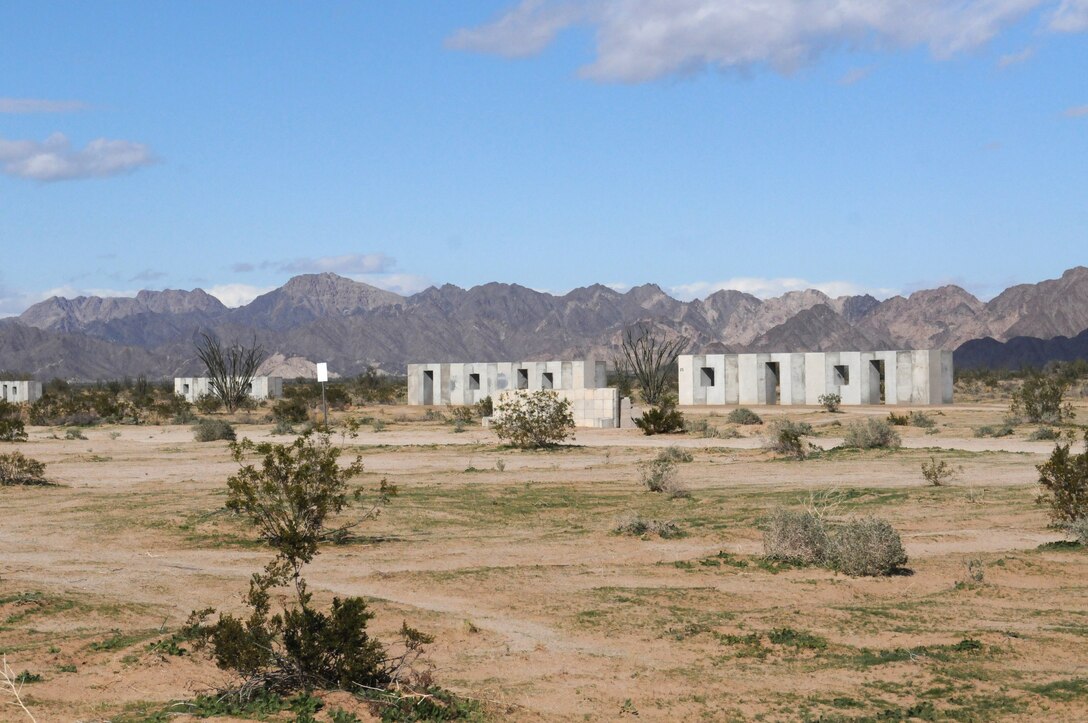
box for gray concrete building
[678,350,952,407]
[1,380,42,404]
[173,376,283,403]
[407,359,629,428]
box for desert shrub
[190,433,422,697]
[1012,373,1075,424]
[638,454,690,498]
[817,393,841,413]
[613,513,683,539]
[475,396,493,418]
[195,394,223,414]
[1036,431,1088,523]
[194,418,237,442]
[909,411,936,428]
[272,397,309,424]
[0,401,27,442]
[449,406,476,424]
[842,418,901,450]
[634,402,685,435]
[764,419,814,459]
[974,423,1014,438]
[1064,518,1088,545]
[887,412,910,425]
[491,391,574,449]
[64,428,87,440]
[762,508,831,566]
[659,446,694,463]
[727,407,762,425]
[272,419,296,436]
[683,418,721,438]
[1029,427,1062,441]
[0,451,48,486]
[829,517,908,576]
[921,456,960,486]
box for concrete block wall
[0,380,42,404]
[679,350,952,407]
[407,359,606,407]
[494,387,621,429]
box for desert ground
[3,399,1088,722]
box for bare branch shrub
[619,323,685,406]
[195,332,267,413]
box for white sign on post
[316,362,328,383]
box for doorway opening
[765,362,780,405]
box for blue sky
[1,1,1086,314]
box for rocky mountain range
[2,266,1087,380]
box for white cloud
[1050,0,1088,30]
[0,132,155,181]
[352,273,433,296]
[839,66,874,85]
[669,276,897,301]
[0,97,87,114]
[206,284,276,308]
[998,46,1035,66]
[450,0,1062,82]
[1064,104,1088,117]
[604,281,632,292]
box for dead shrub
[638,453,690,498]
[612,513,683,539]
[761,508,831,566]
[0,452,49,486]
[830,517,908,577]
[842,418,901,450]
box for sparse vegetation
[638,451,690,498]
[921,456,960,486]
[612,513,683,539]
[817,393,841,412]
[618,323,685,406]
[1029,426,1062,441]
[194,332,268,413]
[491,390,575,449]
[829,517,908,577]
[193,418,237,442]
[842,418,901,450]
[762,508,831,566]
[764,419,814,459]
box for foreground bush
[762,508,831,566]
[634,402,685,435]
[830,517,908,576]
[193,418,237,442]
[272,397,309,424]
[0,452,48,486]
[1012,373,1075,424]
[762,506,908,576]
[191,433,426,698]
[817,393,841,413]
[1037,431,1088,523]
[727,407,762,425]
[491,390,574,448]
[638,449,690,498]
[0,400,27,442]
[842,418,901,450]
[764,419,814,459]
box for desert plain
[3,399,1088,722]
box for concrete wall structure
[407,359,627,427]
[679,350,952,407]
[1,380,42,404]
[174,376,283,403]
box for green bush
[817,393,841,413]
[659,446,694,463]
[887,412,910,426]
[1012,373,1075,424]
[727,407,762,425]
[974,424,1014,438]
[193,418,237,442]
[634,403,685,435]
[1029,427,1062,441]
[0,399,28,442]
[1036,431,1088,523]
[764,419,814,459]
[0,451,48,486]
[475,396,493,418]
[830,517,908,577]
[491,391,575,449]
[842,418,901,450]
[195,394,223,414]
[909,411,936,429]
[762,508,831,566]
[64,427,87,440]
[272,397,310,424]
[449,406,476,424]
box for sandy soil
[2,401,1088,721]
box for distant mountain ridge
[4,267,1087,380]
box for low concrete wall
[493,387,621,429]
[174,376,282,403]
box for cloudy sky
[2,1,1086,314]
